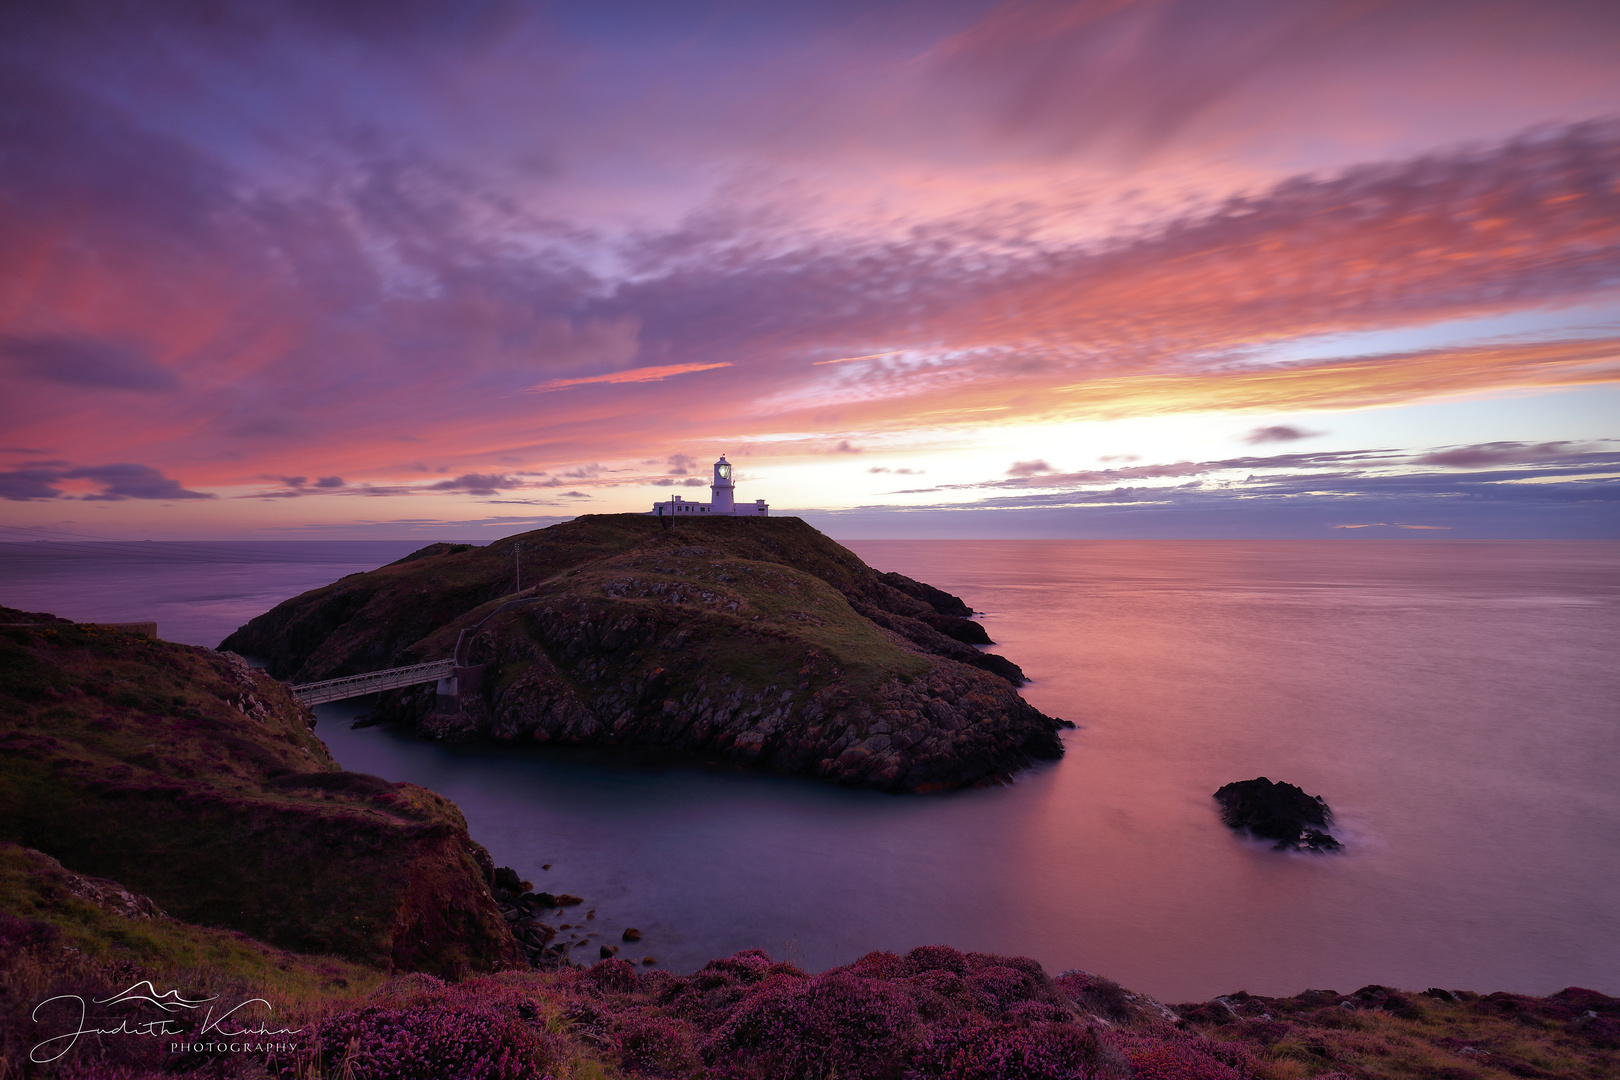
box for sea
[2,537,1616,1003]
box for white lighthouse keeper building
[649,455,770,517]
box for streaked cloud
[1413,442,1584,468]
[523,363,733,394]
[0,462,212,501]
[428,473,520,495]
[1331,523,1452,531]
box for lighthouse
[711,455,735,513]
[647,453,770,517]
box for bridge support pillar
[453,665,483,713]
[435,675,458,712]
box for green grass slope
[222,515,1018,684]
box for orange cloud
[1043,338,1620,419]
[522,362,733,393]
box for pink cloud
[522,362,733,394]
[1246,426,1320,444]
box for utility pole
[514,541,522,595]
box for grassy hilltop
[223,515,1067,792]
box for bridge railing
[290,659,456,705]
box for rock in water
[1214,777,1343,852]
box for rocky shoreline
[486,866,649,971]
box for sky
[1,0,1618,541]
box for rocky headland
[222,515,1069,792]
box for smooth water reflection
[317,541,1620,1001]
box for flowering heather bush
[654,948,805,1025]
[708,968,922,1080]
[965,965,1045,1014]
[294,980,559,1080]
[587,956,640,994]
[909,1020,1127,1080]
[561,995,614,1039]
[1005,1000,1078,1026]
[1104,1030,1252,1080]
[905,968,967,999]
[511,947,1130,1080]
[657,947,1130,1080]
[901,945,971,977]
[1052,971,1134,1023]
[845,950,906,978]
[614,1010,702,1076]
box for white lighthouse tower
[710,455,735,514]
[647,453,770,517]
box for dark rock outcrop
[0,610,524,975]
[1214,777,1342,852]
[225,515,1068,791]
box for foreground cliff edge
[223,515,1069,792]
[0,610,521,977]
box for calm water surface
[3,539,1616,1001]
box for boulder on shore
[1214,776,1342,852]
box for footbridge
[287,595,542,707]
[289,659,456,705]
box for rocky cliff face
[224,516,1069,792]
[0,609,523,976]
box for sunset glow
[2,0,1617,538]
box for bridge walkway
[288,592,542,706]
[289,659,456,705]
